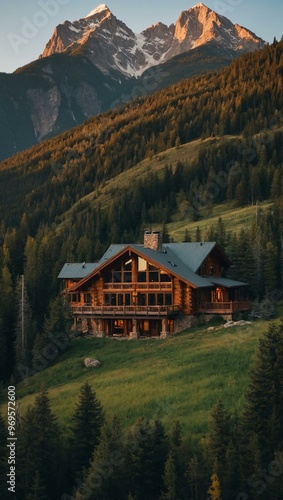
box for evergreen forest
[0,38,283,500]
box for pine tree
[0,265,15,383]
[263,241,278,294]
[69,382,104,477]
[75,415,125,500]
[207,400,231,475]
[125,417,168,500]
[162,451,178,500]
[195,226,202,242]
[26,472,49,500]
[168,420,188,499]
[241,322,283,475]
[32,296,70,371]
[208,473,222,500]
[17,389,63,499]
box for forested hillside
[0,40,283,384]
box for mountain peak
[192,2,210,8]
[85,4,110,18]
[40,4,265,77]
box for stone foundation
[173,314,199,334]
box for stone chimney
[144,231,163,252]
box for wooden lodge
[58,232,251,338]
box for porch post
[129,319,138,339]
[160,318,169,339]
[97,319,106,338]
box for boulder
[224,320,252,328]
[84,358,101,368]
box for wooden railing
[103,282,172,291]
[72,305,180,317]
[198,301,252,313]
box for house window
[104,293,131,306]
[104,260,132,283]
[84,293,92,305]
[71,293,80,303]
[138,271,146,282]
[148,294,156,306]
[157,293,163,305]
[149,264,158,282]
[160,272,171,282]
[137,293,173,306]
[138,293,146,306]
[165,294,172,305]
[214,288,223,302]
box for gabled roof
[66,244,214,291]
[165,242,230,271]
[58,241,243,291]
[58,262,99,279]
[130,244,213,288]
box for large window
[105,260,132,283]
[104,293,131,306]
[138,293,172,306]
[138,258,171,284]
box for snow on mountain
[40,3,265,78]
[85,4,109,18]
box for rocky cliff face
[0,3,266,161]
[40,3,265,77]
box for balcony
[198,301,252,314]
[72,305,180,317]
[103,282,172,291]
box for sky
[1,0,282,74]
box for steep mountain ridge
[41,3,265,77]
[0,40,282,238]
[0,3,265,161]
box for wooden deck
[198,301,252,314]
[72,305,180,317]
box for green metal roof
[58,242,246,290]
[58,263,99,279]
[208,277,247,288]
[130,244,213,288]
[165,242,217,272]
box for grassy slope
[3,318,278,440]
[168,201,273,239]
[57,134,274,237]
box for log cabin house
[58,232,251,338]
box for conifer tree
[74,415,125,500]
[69,381,104,477]
[125,417,168,500]
[32,296,70,371]
[208,473,222,500]
[168,420,188,499]
[207,400,231,475]
[17,390,63,499]
[26,472,49,500]
[241,322,283,476]
[263,241,278,294]
[162,451,178,500]
[0,265,15,383]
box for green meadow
[3,317,279,440]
